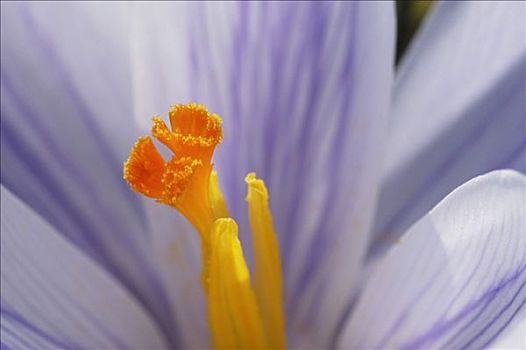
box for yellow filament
[245,173,286,349]
[208,219,268,349]
[209,171,229,219]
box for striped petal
[0,186,167,349]
[1,2,181,346]
[370,1,526,257]
[339,170,526,349]
[129,2,395,346]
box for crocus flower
[1,1,524,349]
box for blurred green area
[396,0,434,64]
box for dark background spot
[396,0,434,64]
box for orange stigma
[152,103,222,163]
[123,103,222,235]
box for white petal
[339,170,526,349]
[371,1,526,257]
[129,2,395,346]
[1,3,183,345]
[0,186,167,349]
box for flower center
[123,103,286,349]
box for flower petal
[1,2,181,346]
[338,170,526,349]
[0,186,167,349]
[488,314,526,350]
[142,205,208,348]
[1,307,68,350]
[129,2,395,346]
[371,1,526,257]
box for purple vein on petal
[477,288,526,349]
[2,6,180,346]
[373,204,524,350]
[444,279,526,349]
[8,244,130,350]
[0,69,146,236]
[1,305,75,350]
[355,238,446,350]
[263,1,299,168]
[402,263,526,349]
[440,216,523,349]
[376,269,443,349]
[228,1,249,224]
[426,211,503,334]
[447,275,526,350]
[1,112,111,264]
[1,328,35,350]
[1,117,175,347]
[1,75,142,272]
[262,3,296,182]
[285,3,359,319]
[281,2,330,257]
[17,6,141,212]
[0,101,167,326]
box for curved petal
[1,2,180,346]
[129,1,395,346]
[338,170,526,349]
[0,186,167,349]
[370,1,526,257]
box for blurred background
[396,0,434,63]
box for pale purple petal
[1,2,180,346]
[339,170,526,349]
[488,315,526,349]
[1,308,68,350]
[370,1,526,257]
[140,204,207,348]
[0,186,168,349]
[129,2,395,346]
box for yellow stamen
[209,171,229,219]
[246,173,286,349]
[208,218,268,349]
